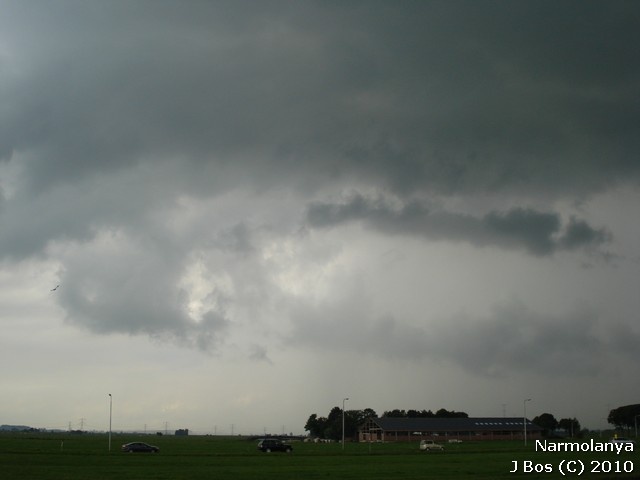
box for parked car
[419,439,444,451]
[610,437,635,444]
[257,438,293,453]
[121,442,160,453]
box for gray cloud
[54,227,231,352]
[560,217,613,250]
[432,302,607,377]
[307,194,610,256]
[288,299,631,377]
[1,1,639,433]
[249,344,273,365]
[1,1,638,201]
[0,0,633,355]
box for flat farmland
[0,433,638,479]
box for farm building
[358,417,543,442]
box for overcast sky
[1,0,639,435]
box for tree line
[304,407,468,440]
[501,404,640,438]
[608,404,640,433]
[382,408,468,418]
[532,413,582,437]
[535,404,640,438]
[305,404,640,440]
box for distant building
[359,417,542,442]
[175,429,189,436]
[0,424,35,432]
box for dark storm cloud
[288,299,633,377]
[0,0,638,199]
[306,194,610,255]
[0,0,637,354]
[432,302,606,376]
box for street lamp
[342,397,349,450]
[108,394,112,452]
[523,398,531,446]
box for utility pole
[523,398,532,446]
[108,394,112,452]
[342,397,349,450]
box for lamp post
[108,394,112,452]
[523,398,531,446]
[342,397,349,450]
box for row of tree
[532,413,581,437]
[304,407,376,440]
[305,404,639,440]
[525,404,640,437]
[382,408,468,418]
[526,403,640,437]
[608,404,640,432]
[304,407,469,440]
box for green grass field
[1,433,638,479]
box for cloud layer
[307,194,611,256]
[2,1,639,199]
[1,1,639,430]
[1,1,636,357]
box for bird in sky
[50,285,60,292]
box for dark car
[257,438,293,453]
[121,442,159,453]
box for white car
[420,440,444,451]
[610,437,635,444]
